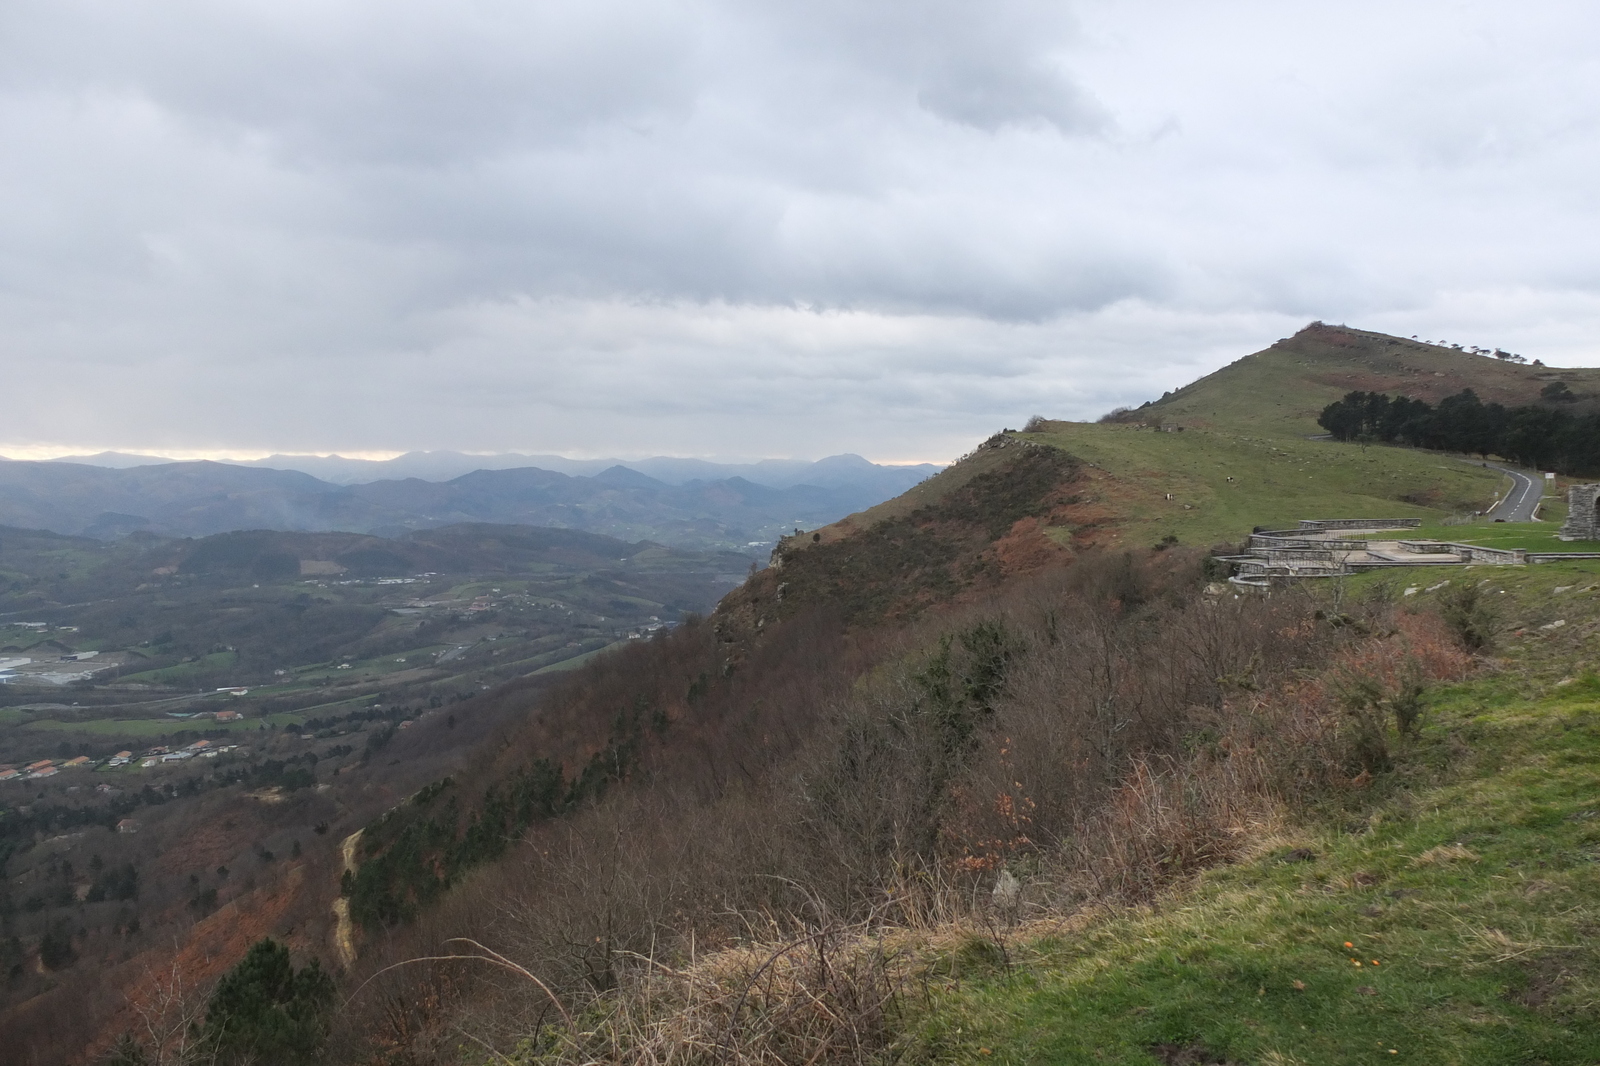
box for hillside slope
[424,402,1600,1065]
[906,561,1600,1065]
[35,322,1600,1066]
[322,321,1594,948]
[383,523,1600,1066]
[1140,321,1600,438]
[1013,420,1502,551]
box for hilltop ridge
[1141,322,1600,437]
[724,324,1600,619]
[764,325,1571,561]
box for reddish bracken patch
[80,865,315,1063]
[150,820,258,879]
[988,515,1069,575]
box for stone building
[1559,483,1600,541]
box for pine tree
[201,938,335,1065]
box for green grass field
[119,649,239,685]
[1018,423,1504,549]
[901,564,1600,1064]
[1404,523,1600,553]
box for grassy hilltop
[1142,321,1600,437]
[810,326,1588,563]
[1000,323,1600,552]
[1017,420,1500,549]
[669,323,1600,573]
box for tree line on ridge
[1318,387,1600,475]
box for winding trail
[332,828,363,969]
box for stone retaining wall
[1559,484,1600,541]
[1297,518,1423,531]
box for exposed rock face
[1560,484,1600,541]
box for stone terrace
[1221,519,1528,589]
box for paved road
[1478,462,1542,522]
[1302,435,1545,522]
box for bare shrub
[522,920,908,1066]
[943,567,1335,886]
[1052,754,1268,904]
[1323,610,1471,774]
[333,949,471,1066]
[113,961,216,1066]
[1436,581,1500,651]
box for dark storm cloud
[0,1,1598,461]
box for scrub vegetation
[896,564,1600,1065]
[324,555,1600,1066]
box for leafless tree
[122,960,217,1066]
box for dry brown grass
[546,924,905,1066]
[1412,843,1480,867]
[488,907,1111,1066]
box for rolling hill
[1137,321,1600,437]
[11,322,1600,1066]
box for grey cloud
[0,0,1145,323]
[917,59,1105,133]
[735,0,1105,133]
[2,1,1600,463]
[0,0,700,162]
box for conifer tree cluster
[1318,388,1600,474]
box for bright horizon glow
[0,444,953,467]
[0,445,408,464]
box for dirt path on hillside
[332,828,363,969]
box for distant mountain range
[0,454,940,550]
[38,449,940,490]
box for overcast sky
[3,1,1599,463]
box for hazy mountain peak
[593,465,668,488]
[31,449,943,490]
